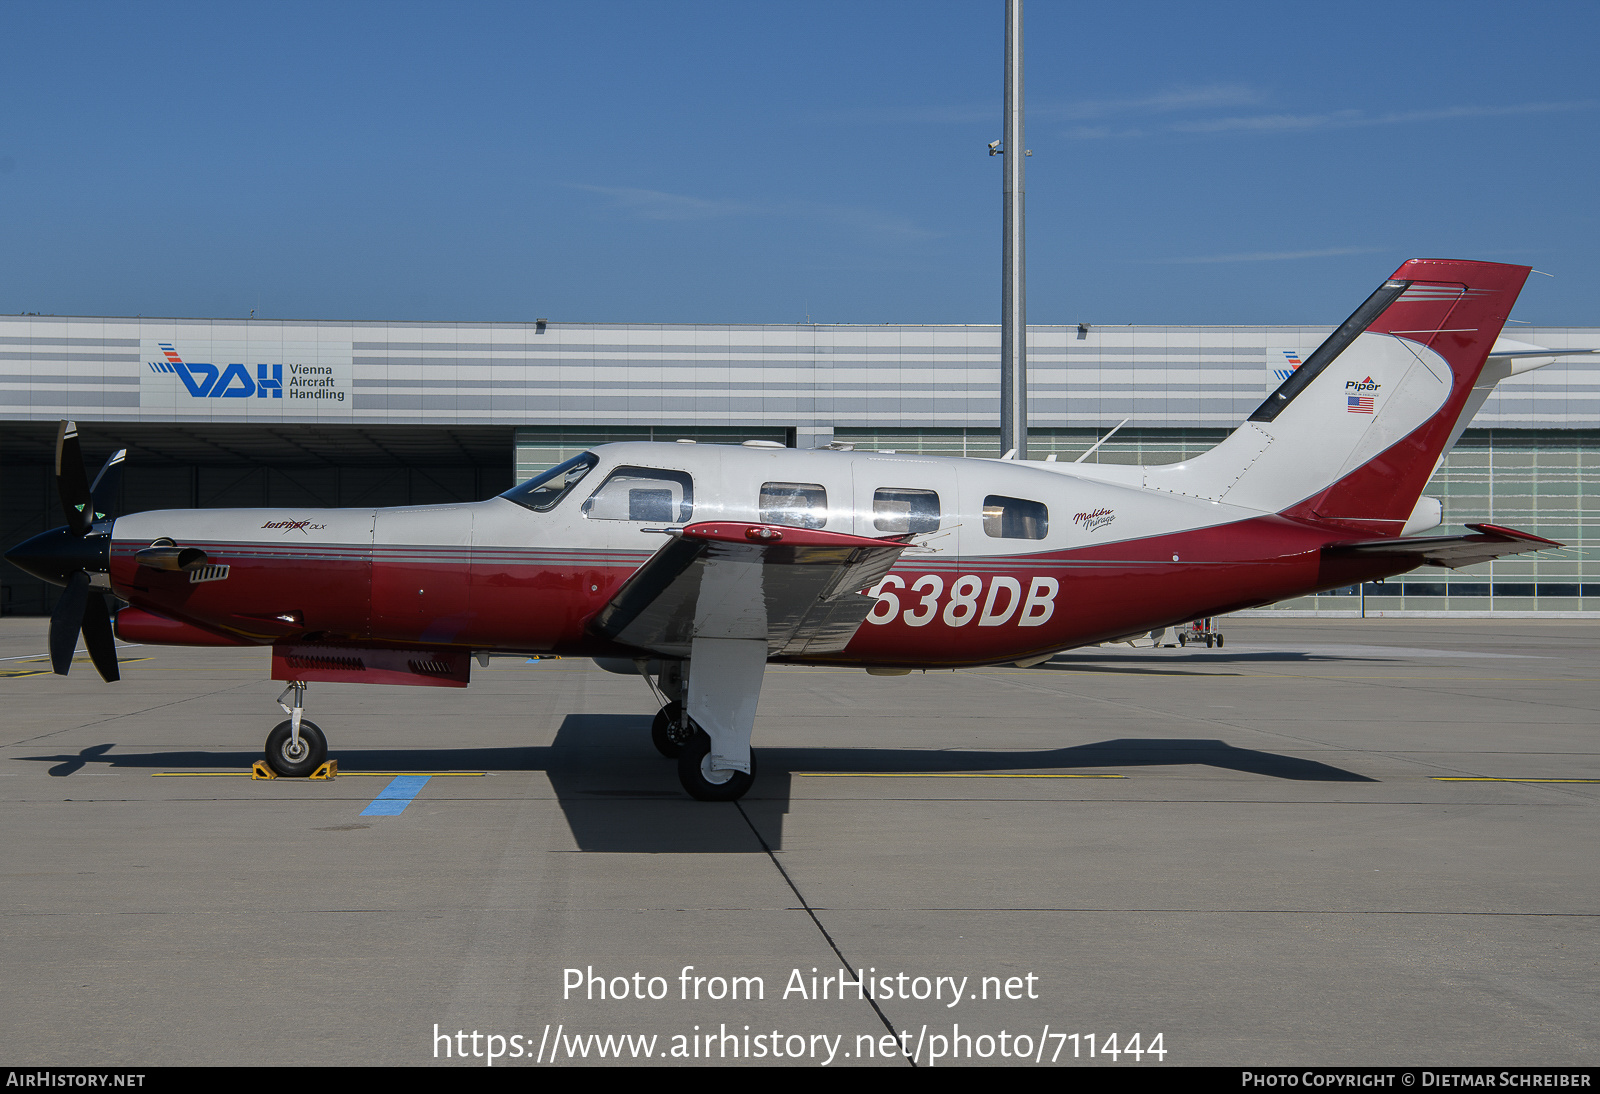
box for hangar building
[3,312,1597,617]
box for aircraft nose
[3,526,111,587]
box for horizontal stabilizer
[1486,348,1599,359]
[1324,523,1562,570]
[591,522,908,657]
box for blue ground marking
[360,775,432,817]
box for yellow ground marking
[794,771,1126,779]
[86,666,260,672]
[152,771,487,778]
[8,656,152,664]
[978,670,1589,680]
[3,656,153,676]
[1431,777,1600,783]
[769,668,1587,681]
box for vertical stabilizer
[1140,259,1531,535]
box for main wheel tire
[651,701,694,758]
[264,719,328,778]
[1216,635,1224,648]
[676,728,756,802]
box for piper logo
[148,344,282,399]
[1346,377,1380,415]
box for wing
[589,522,909,658]
[1324,522,1562,570]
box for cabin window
[982,495,1048,540]
[499,452,599,512]
[759,482,828,529]
[873,487,941,534]
[582,466,695,522]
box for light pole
[998,0,1027,460]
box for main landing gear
[264,680,328,777]
[645,652,764,801]
[651,702,757,800]
[651,700,694,758]
[677,728,757,802]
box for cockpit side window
[760,482,828,529]
[499,452,599,513]
[582,466,695,523]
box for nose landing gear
[263,680,328,777]
[265,718,327,777]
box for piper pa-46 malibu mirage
[7,259,1578,800]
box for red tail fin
[1280,258,1531,533]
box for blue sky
[3,1,1596,326]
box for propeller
[4,421,125,682]
[47,421,123,681]
[88,445,126,528]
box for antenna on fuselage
[1074,418,1131,464]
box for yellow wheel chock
[251,759,338,780]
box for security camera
[988,140,1002,155]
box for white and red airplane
[6,259,1570,800]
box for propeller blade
[80,593,121,683]
[49,570,90,676]
[88,449,127,524]
[55,421,93,536]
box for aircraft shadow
[757,738,1375,782]
[1049,652,1388,664]
[1034,650,1392,678]
[22,725,1374,854]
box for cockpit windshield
[499,452,600,512]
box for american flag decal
[1347,395,1375,414]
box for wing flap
[590,522,908,657]
[1324,522,1562,570]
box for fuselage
[104,442,1407,667]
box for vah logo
[149,344,280,398]
[147,345,345,401]
[1272,350,1304,382]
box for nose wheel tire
[676,729,756,802]
[264,719,327,778]
[651,701,694,758]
